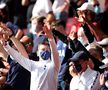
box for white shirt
[70,76,80,90]
[4,39,60,90]
[52,0,65,13]
[32,0,52,17]
[70,68,101,90]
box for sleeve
[4,44,32,72]
[49,38,60,72]
[52,29,68,44]
[52,0,60,12]
[72,39,105,73]
[82,23,94,43]
[52,29,76,52]
[52,29,104,73]
[45,0,52,13]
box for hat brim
[68,57,80,62]
[97,38,108,46]
[99,63,108,69]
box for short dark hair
[37,16,46,26]
[88,43,103,58]
[31,16,46,26]
[52,20,66,28]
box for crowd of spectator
[0,0,108,90]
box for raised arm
[84,17,108,41]
[0,23,32,71]
[52,26,104,73]
[3,44,32,71]
[43,24,60,72]
[10,36,29,58]
[0,22,28,58]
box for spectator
[0,7,24,40]
[52,0,69,22]
[20,16,46,60]
[0,58,9,85]
[88,0,101,14]
[97,38,108,64]
[52,22,104,73]
[52,20,72,90]
[6,22,24,40]
[32,0,55,24]
[0,23,60,90]
[0,24,30,90]
[69,51,101,90]
[86,43,105,72]
[98,38,108,90]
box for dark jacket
[6,56,30,90]
[52,29,105,73]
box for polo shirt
[70,67,101,90]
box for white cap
[97,38,108,46]
[0,3,6,9]
[77,2,94,12]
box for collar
[39,58,51,64]
[80,67,97,77]
[79,67,99,89]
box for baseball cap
[69,51,89,62]
[77,2,94,12]
[99,63,108,69]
